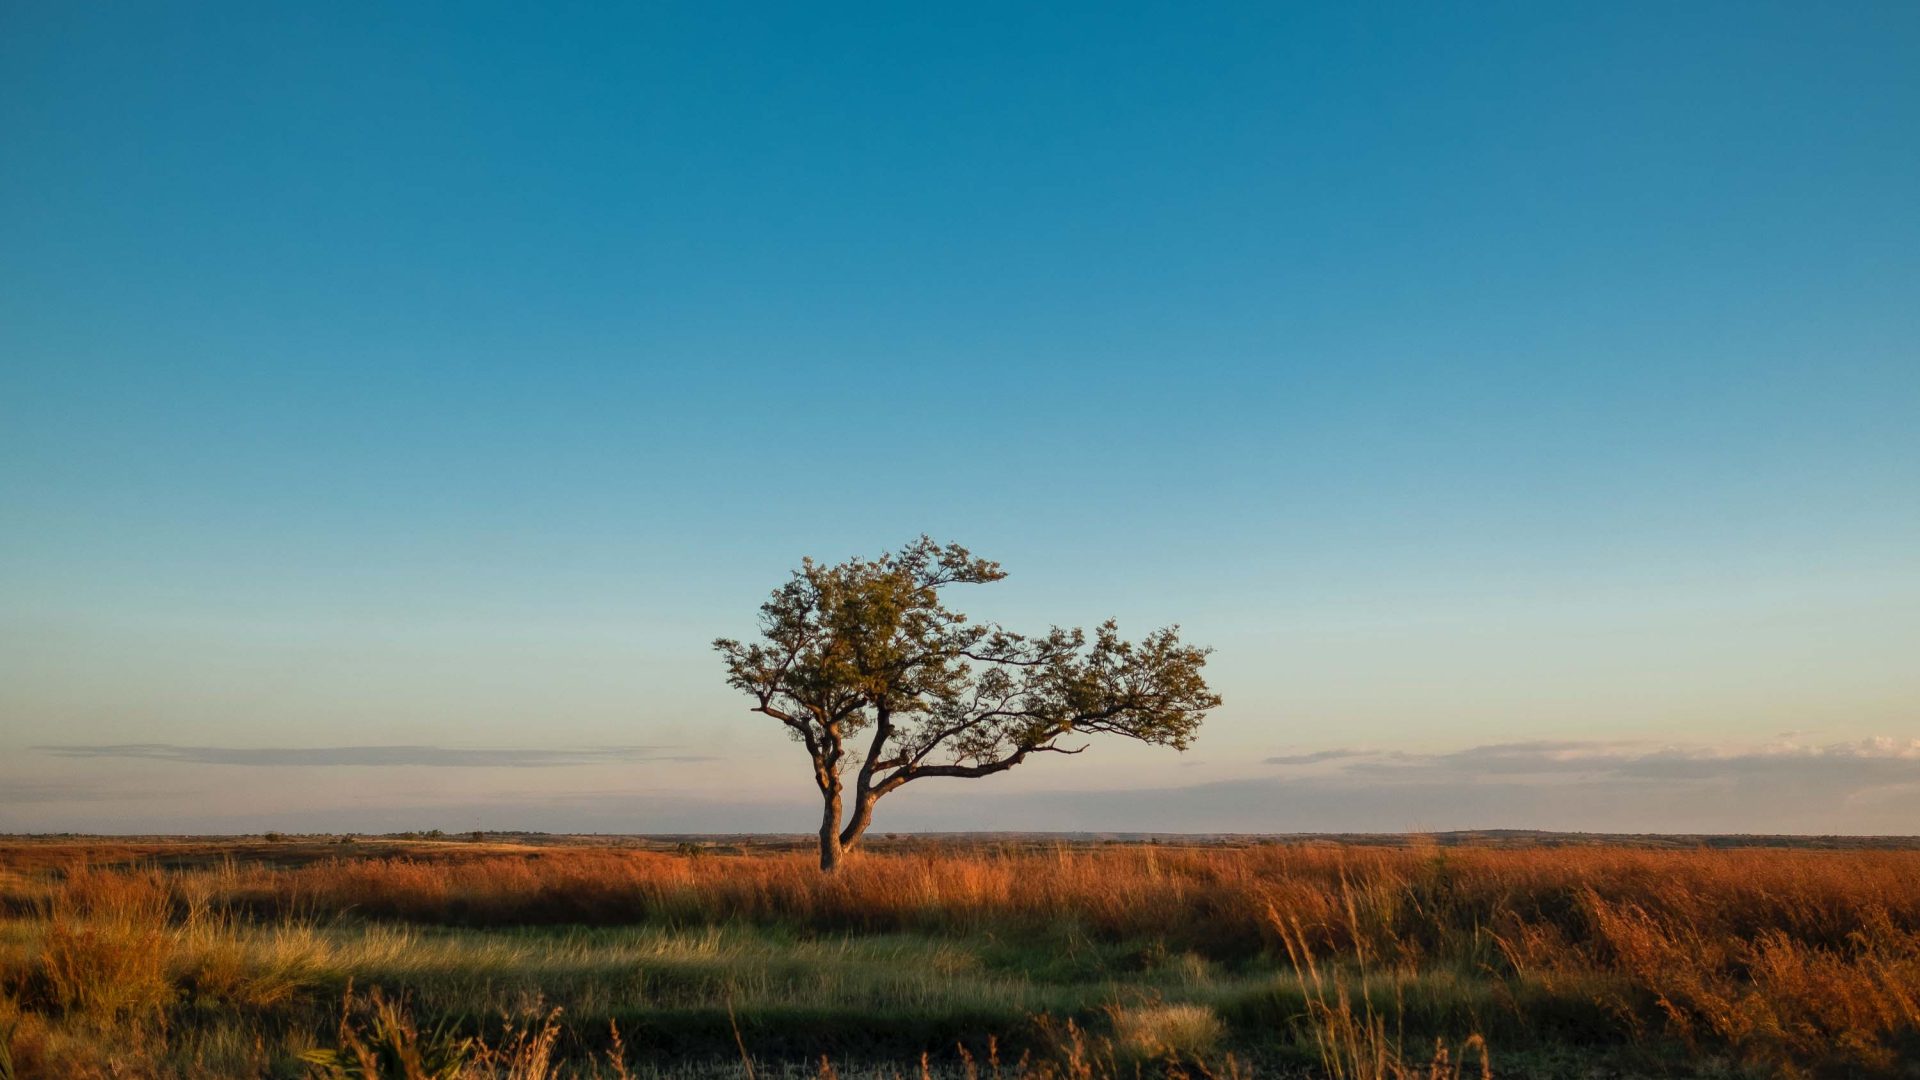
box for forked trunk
[837,792,879,855]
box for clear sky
[3,2,1917,834]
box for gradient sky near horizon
[3,2,1917,835]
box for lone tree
[715,538,1222,871]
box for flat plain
[3,834,1918,1078]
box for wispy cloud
[32,744,712,768]
[1262,748,1374,766]
[1263,737,1920,789]
[858,736,1920,835]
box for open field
[3,836,1919,1078]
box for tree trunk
[818,784,844,872]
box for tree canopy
[715,537,1221,869]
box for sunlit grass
[4,839,1920,1076]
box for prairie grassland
[1,838,1918,1078]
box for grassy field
[2,836,1918,1078]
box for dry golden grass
[1105,1003,1224,1060]
[3,839,1920,1076]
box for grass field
[2,835,1918,1078]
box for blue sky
[3,2,1917,833]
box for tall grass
[301,985,564,1080]
[1274,904,1489,1080]
[3,840,1920,1076]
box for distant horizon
[19,827,1907,836]
[13,829,1920,841]
[11,732,1920,837]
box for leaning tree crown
[715,537,1222,871]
